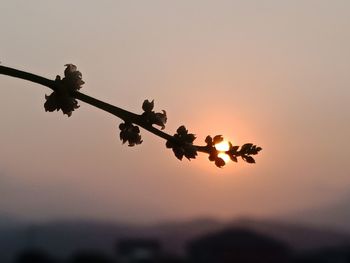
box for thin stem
[0,65,55,89]
[74,91,176,142]
[73,92,139,123]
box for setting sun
[218,152,230,163]
[215,141,231,164]
[215,141,230,151]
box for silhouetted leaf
[230,146,239,153]
[243,155,255,163]
[230,155,238,162]
[153,110,167,129]
[184,133,196,143]
[213,135,223,145]
[205,135,213,146]
[184,144,197,160]
[177,125,188,135]
[173,147,184,160]
[241,143,253,154]
[165,140,173,148]
[208,154,216,162]
[141,100,167,129]
[142,99,154,112]
[215,157,225,168]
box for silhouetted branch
[0,64,262,168]
[0,65,55,89]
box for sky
[0,0,349,225]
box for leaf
[185,133,196,143]
[230,155,238,162]
[177,125,188,135]
[154,110,167,129]
[173,147,184,160]
[205,135,213,146]
[215,157,225,168]
[213,135,223,144]
[208,154,216,161]
[142,99,154,112]
[184,145,197,160]
[241,143,253,153]
[165,140,173,148]
[243,155,255,163]
[230,146,239,153]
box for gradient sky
[1,0,349,224]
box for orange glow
[215,140,231,164]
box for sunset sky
[1,1,349,225]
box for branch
[0,65,55,89]
[0,64,262,168]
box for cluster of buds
[205,135,262,168]
[166,126,197,160]
[238,143,262,163]
[141,99,167,129]
[44,64,84,117]
[119,122,142,146]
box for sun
[215,141,230,151]
[215,141,231,164]
[218,152,230,163]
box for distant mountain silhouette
[0,214,23,229]
[0,217,350,263]
[187,228,291,263]
[226,218,350,251]
[288,195,350,231]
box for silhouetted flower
[44,64,84,117]
[142,99,154,112]
[152,110,167,129]
[141,99,167,129]
[44,85,79,117]
[166,125,197,160]
[119,122,142,146]
[63,64,85,91]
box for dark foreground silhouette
[12,227,350,263]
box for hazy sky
[1,0,349,224]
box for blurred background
[1,1,350,262]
